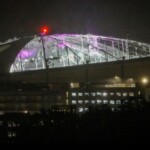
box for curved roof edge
[0,37,33,73]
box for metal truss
[9,34,150,72]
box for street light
[141,77,149,85]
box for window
[85,108,89,112]
[8,131,16,138]
[78,92,83,96]
[85,92,89,96]
[91,100,95,104]
[123,92,127,97]
[129,92,134,96]
[110,100,115,105]
[111,108,115,112]
[116,100,121,104]
[72,100,76,104]
[8,121,17,127]
[97,100,102,104]
[85,100,89,104]
[72,92,76,97]
[103,92,108,97]
[78,100,83,104]
[116,92,121,96]
[123,100,128,104]
[70,82,79,88]
[97,92,102,96]
[91,92,96,96]
[66,99,68,105]
[66,92,68,97]
[103,100,108,104]
[79,108,84,112]
[110,92,114,96]
[138,91,141,95]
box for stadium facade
[0,34,150,113]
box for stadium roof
[0,34,150,74]
[0,37,33,74]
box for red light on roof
[43,28,47,33]
[41,26,49,34]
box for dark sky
[0,0,149,43]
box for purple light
[17,49,36,59]
[57,43,65,49]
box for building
[0,34,150,113]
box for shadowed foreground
[0,103,150,145]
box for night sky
[0,0,149,43]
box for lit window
[8,132,12,138]
[66,92,68,97]
[103,92,108,97]
[110,92,114,96]
[110,100,115,104]
[85,108,89,112]
[123,92,127,97]
[72,93,76,96]
[123,100,128,104]
[70,82,79,88]
[116,92,121,96]
[138,91,141,95]
[85,92,89,96]
[129,92,134,96]
[91,92,96,96]
[70,83,73,88]
[79,108,84,112]
[8,131,16,138]
[78,93,83,96]
[85,100,89,104]
[8,121,17,127]
[91,100,95,104]
[8,121,12,127]
[78,100,83,104]
[97,100,102,104]
[103,100,108,104]
[97,92,102,96]
[111,108,115,112]
[116,100,121,104]
[72,100,76,104]
[66,99,68,105]
[40,121,44,126]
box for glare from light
[24,110,28,114]
[142,77,149,84]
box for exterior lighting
[142,77,149,84]
[40,26,50,35]
[24,110,28,114]
[114,76,121,82]
[115,76,120,80]
[70,82,73,88]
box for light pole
[40,26,49,84]
[141,77,149,101]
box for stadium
[0,34,150,113]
